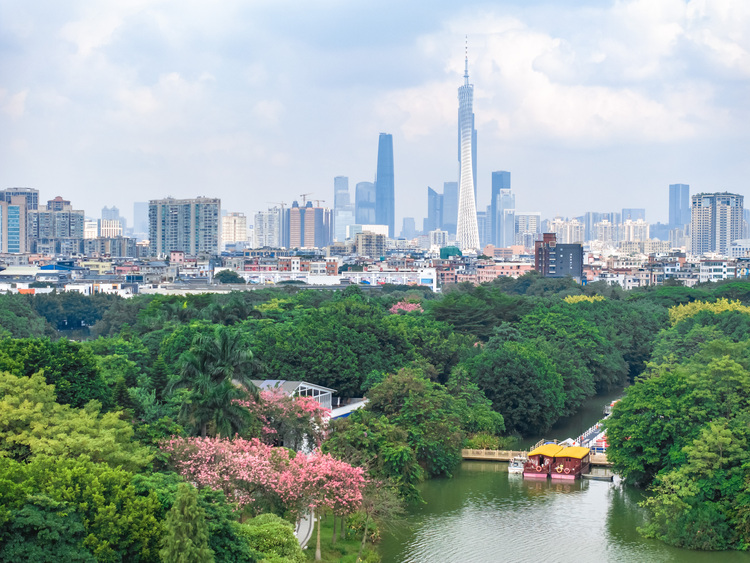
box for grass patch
[304,514,380,563]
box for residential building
[148,197,221,256]
[355,231,386,257]
[27,196,85,254]
[1,187,38,210]
[621,219,650,242]
[288,201,332,249]
[222,212,248,250]
[621,208,646,222]
[99,219,123,238]
[254,208,282,248]
[535,232,584,281]
[515,212,541,248]
[691,192,744,255]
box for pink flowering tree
[389,300,423,314]
[160,436,365,540]
[235,388,330,451]
[281,452,365,561]
[160,436,293,515]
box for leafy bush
[465,432,500,450]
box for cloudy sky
[2,0,749,229]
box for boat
[523,444,563,479]
[550,446,591,480]
[508,455,526,474]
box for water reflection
[379,462,750,563]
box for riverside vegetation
[2,273,750,560]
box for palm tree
[169,326,259,437]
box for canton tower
[456,47,480,251]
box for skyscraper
[288,201,332,248]
[425,186,443,233]
[355,182,376,224]
[691,192,744,255]
[0,196,27,253]
[254,208,281,248]
[456,53,480,251]
[490,171,511,245]
[333,176,355,242]
[374,133,395,237]
[148,197,220,256]
[442,182,458,235]
[669,184,690,227]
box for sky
[1,0,749,229]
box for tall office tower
[456,54,480,250]
[254,208,281,248]
[288,201,332,248]
[148,197,221,256]
[1,187,38,210]
[333,176,355,242]
[490,171,512,245]
[374,133,395,237]
[669,184,690,226]
[0,196,27,253]
[425,187,443,233]
[442,182,458,235]
[401,217,416,239]
[691,192,744,255]
[582,211,605,242]
[493,187,515,246]
[355,182,376,224]
[621,208,646,222]
[222,212,248,250]
[133,202,149,235]
[476,210,488,247]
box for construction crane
[266,201,287,210]
[299,192,313,204]
[313,199,326,207]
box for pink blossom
[389,300,423,314]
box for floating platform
[583,473,614,482]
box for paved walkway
[295,511,314,548]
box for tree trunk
[332,514,338,544]
[315,514,322,561]
[201,422,207,437]
[357,512,369,562]
[341,513,346,539]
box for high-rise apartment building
[148,197,220,256]
[621,208,646,222]
[102,206,126,231]
[515,212,541,248]
[27,196,85,253]
[669,184,691,227]
[442,182,458,235]
[222,212,248,250]
[0,196,27,253]
[691,192,744,255]
[355,182,376,225]
[374,133,395,237]
[456,55,480,250]
[254,208,282,248]
[1,187,38,210]
[621,219,650,242]
[288,201,332,249]
[98,219,123,238]
[548,217,585,244]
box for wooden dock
[461,448,612,467]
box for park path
[295,511,314,548]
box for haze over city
[2,0,749,227]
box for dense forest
[2,273,750,560]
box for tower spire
[464,35,469,85]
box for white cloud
[0,88,29,120]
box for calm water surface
[379,392,750,563]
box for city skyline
[2,2,749,228]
